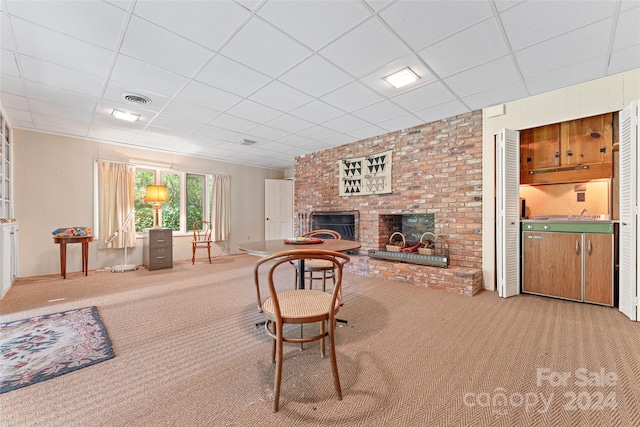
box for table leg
[60,240,67,279]
[298,259,305,289]
[82,242,89,276]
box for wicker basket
[418,232,437,255]
[386,232,406,252]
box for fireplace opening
[309,210,359,243]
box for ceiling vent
[240,139,257,146]
[122,93,152,105]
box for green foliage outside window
[135,170,155,232]
[161,173,180,230]
[187,174,205,230]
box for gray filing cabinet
[143,228,173,270]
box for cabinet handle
[566,150,573,157]
[554,152,560,158]
[575,240,580,255]
[588,239,592,254]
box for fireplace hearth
[309,210,359,242]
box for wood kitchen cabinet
[583,233,613,306]
[520,113,613,184]
[523,232,582,301]
[522,226,614,306]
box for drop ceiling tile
[352,100,408,123]
[34,122,89,136]
[608,44,640,75]
[525,55,606,96]
[5,107,32,122]
[290,99,344,123]
[0,92,28,110]
[320,81,383,112]
[257,1,370,50]
[359,54,436,97]
[377,114,424,133]
[175,80,241,111]
[391,81,456,111]
[220,17,311,78]
[25,81,99,112]
[418,18,508,78]
[162,100,220,123]
[148,113,202,133]
[20,55,105,97]
[5,0,126,50]
[29,99,94,123]
[87,125,139,142]
[111,54,189,98]
[0,74,24,96]
[1,13,16,50]
[32,112,90,133]
[346,124,387,140]
[320,133,354,147]
[461,80,528,110]
[414,99,469,124]
[120,16,213,77]
[444,55,520,98]
[322,114,370,133]
[1,49,19,76]
[245,125,288,141]
[320,18,409,78]
[515,19,612,78]
[132,1,249,50]
[8,119,34,129]
[276,134,315,147]
[279,54,354,98]
[208,113,259,133]
[195,55,271,97]
[613,7,640,51]
[193,123,240,141]
[225,99,282,123]
[365,1,394,12]
[379,0,493,51]
[260,141,306,154]
[296,125,339,141]
[249,80,314,113]
[500,1,617,51]
[11,18,114,78]
[265,114,314,133]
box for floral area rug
[0,306,114,394]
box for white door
[619,101,638,321]
[496,129,521,298]
[265,179,293,240]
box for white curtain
[211,174,230,242]
[98,161,136,249]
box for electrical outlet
[577,193,586,202]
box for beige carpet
[1,254,639,426]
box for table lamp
[144,185,169,228]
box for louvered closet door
[619,101,638,321]
[496,129,520,298]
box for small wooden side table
[53,236,94,279]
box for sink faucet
[580,208,588,216]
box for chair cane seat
[262,290,337,322]
[304,259,334,270]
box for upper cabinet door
[564,113,613,165]
[521,123,560,170]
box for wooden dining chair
[191,220,212,264]
[253,249,350,412]
[293,230,342,302]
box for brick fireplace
[295,110,484,296]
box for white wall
[482,68,640,290]
[14,130,284,277]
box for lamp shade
[144,185,169,203]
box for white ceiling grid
[0,0,638,170]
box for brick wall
[295,110,484,270]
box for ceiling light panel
[383,67,420,89]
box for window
[134,167,211,233]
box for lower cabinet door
[583,233,613,306]
[523,232,582,301]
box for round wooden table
[239,239,361,289]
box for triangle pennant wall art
[338,149,392,196]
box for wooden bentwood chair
[191,220,213,264]
[254,249,350,412]
[294,229,343,303]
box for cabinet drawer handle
[157,239,165,243]
[588,239,592,254]
[156,256,166,260]
[575,240,580,255]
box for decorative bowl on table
[284,237,323,244]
